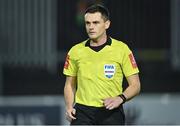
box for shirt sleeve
[121,44,139,77]
[63,48,78,76]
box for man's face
[84,12,110,40]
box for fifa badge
[104,64,115,78]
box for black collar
[85,36,112,47]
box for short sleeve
[121,44,139,77]
[63,48,78,76]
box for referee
[63,4,141,125]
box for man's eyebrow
[85,20,98,23]
[92,21,100,23]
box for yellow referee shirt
[63,37,139,107]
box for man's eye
[85,22,90,25]
[93,22,99,24]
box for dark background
[0,0,180,96]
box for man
[63,4,141,125]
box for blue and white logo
[104,64,115,78]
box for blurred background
[0,0,180,125]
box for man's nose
[89,24,94,29]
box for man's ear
[105,20,111,29]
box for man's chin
[88,36,97,40]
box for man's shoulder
[70,40,87,50]
[111,37,128,48]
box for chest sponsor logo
[104,64,115,78]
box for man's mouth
[89,32,96,35]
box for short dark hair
[85,4,110,21]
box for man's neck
[90,34,107,47]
